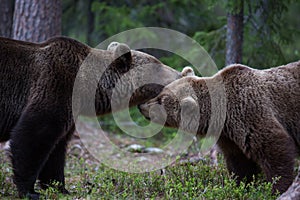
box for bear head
[139,71,212,135]
[76,42,186,116]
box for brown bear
[139,61,300,194]
[0,36,182,199]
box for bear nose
[138,104,150,119]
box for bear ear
[180,96,199,133]
[107,42,119,51]
[181,66,195,77]
[108,42,132,73]
[180,96,198,114]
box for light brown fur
[140,61,300,194]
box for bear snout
[138,104,150,120]
[139,102,168,126]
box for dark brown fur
[0,36,181,199]
[140,61,300,194]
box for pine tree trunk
[13,0,62,42]
[225,0,244,65]
[87,0,95,45]
[0,0,14,38]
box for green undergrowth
[0,150,280,200]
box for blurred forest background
[1,0,299,70]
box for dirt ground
[0,119,216,173]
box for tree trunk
[0,0,14,38]
[87,0,95,45]
[13,0,62,42]
[225,0,244,65]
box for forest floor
[0,120,280,199]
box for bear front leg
[38,137,68,193]
[218,136,261,184]
[224,152,261,184]
[257,129,296,194]
[10,109,65,199]
[38,126,74,194]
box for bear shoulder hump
[220,64,253,78]
[40,36,91,53]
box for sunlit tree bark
[13,0,62,42]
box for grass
[0,149,279,200]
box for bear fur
[0,36,182,199]
[139,61,300,194]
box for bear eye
[173,104,177,110]
[157,97,163,104]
